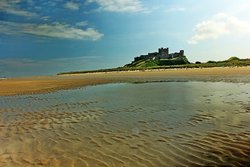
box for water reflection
[0,82,250,166]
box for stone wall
[134,48,184,62]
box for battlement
[134,48,184,62]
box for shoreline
[0,66,250,96]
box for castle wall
[133,47,184,62]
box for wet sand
[0,66,250,96]
[0,82,250,166]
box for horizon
[1,0,250,77]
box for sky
[0,0,250,77]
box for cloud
[86,0,145,13]
[76,21,88,27]
[41,16,50,21]
[165,7,186,13]
[64,1,80,10]
[188,13,250,44]
[0,0,37,17]
[0,21,103,41]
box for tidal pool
[0,82,250,167]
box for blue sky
[0,0,250,77]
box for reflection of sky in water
[1,81,250,132]
[0,81,250,166]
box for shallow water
[0,82,250,167]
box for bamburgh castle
[134,47,184,62]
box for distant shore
[0,66,250,96]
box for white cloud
[0,21,103,41]
[165,7,186,13]
[41,16,50,21]
[0,0,37,17]
[64,1,80,10]
[87,0,145,13]
[76,21,88,27]
[188,13,250,44]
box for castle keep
[134,47,184,62]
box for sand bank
[0,66,250,96]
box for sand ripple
[0,82,250,166]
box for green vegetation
[203,57,250,67]
[124,56,190,68]
[227,57,240,61]
[57,56,250,75]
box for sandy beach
[0,66,250,96]
[0,80,250,166]
[1,67,250,166]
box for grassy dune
[58,57,250,75]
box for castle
[134,47,184,62]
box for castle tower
[158,48,169,54]
[166,48,169,55]
[158,47,169,58]
[180,50,184,56]
[158,48,163,54]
